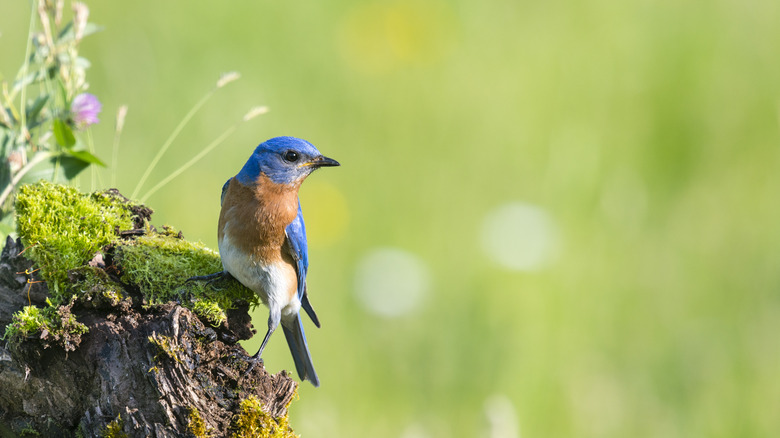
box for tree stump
[0,235,298,437]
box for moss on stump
[0,182,298,438]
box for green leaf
[19,153,90,185]
[57,22,104,44]
[75,57,92,70]
[0,129,9,156]
[25,95,49,127]
[59,156,93,179]
[53,119,76,149]
[11,70,46,94]
[57,22,73,39]
[0,212,15,242]
[83,23,105,38]
[64,149,106,167]
[0,106,14,129]
[56,79,68,107]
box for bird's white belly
[218,232,300,319]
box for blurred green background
[2,0,780,436]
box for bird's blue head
[235,136,339,186]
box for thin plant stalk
[131,72,239,199]
[86,129,102,190]
[111,124,120,187]
[139,122,241,203]
[130,90,216,200]
[111,105,127,187]
[0,151,53,207]
[139,105,265,202]
[18,2,37,144]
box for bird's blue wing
[285,202,320,327]
[286,202,309,287]
[220,177,232,206]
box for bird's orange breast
[218,174,300,263]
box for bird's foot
[244,351,265,376]
[181,271,231,302]
[186,271,230,285]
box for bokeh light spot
[339,0,456,74]
[400,423,432,438]
[299,181,349,249]
[354,248,431,318]
[480,202,560,271]
[483,394,520,438]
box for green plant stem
[131,89,217,200]
[139,121,241,203]
[86,129,102,190]
[18,1,37,141]
[0,151,53,207]
[111,115,122,188]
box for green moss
[2,297,88,352]
[116,231,257,311]
[18,424,40,436]
[148,332,183,364]
[188,406,213,438]
[4,305,47,338]
[116,232,218,304]
[192,300,227,327]
[231,396,297,438]
[99,415,127,438]
[8,182,257,353]
[100,288,124,306]
[15,181,136,300]
[70,265,126,307]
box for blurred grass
[3,0,780,436]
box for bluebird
[193,136,339,387]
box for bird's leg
[186,270,232,285]
[180,271,233,303]
[245,306,281,375]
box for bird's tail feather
[282,316,320,387]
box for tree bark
[0,237,297,437]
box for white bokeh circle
[354,247,431,317]
[481,202,560,271]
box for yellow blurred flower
[339,0,456,74]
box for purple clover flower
[71,93,102,129]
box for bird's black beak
[307,155,340,168]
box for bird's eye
[283,150,299,162]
